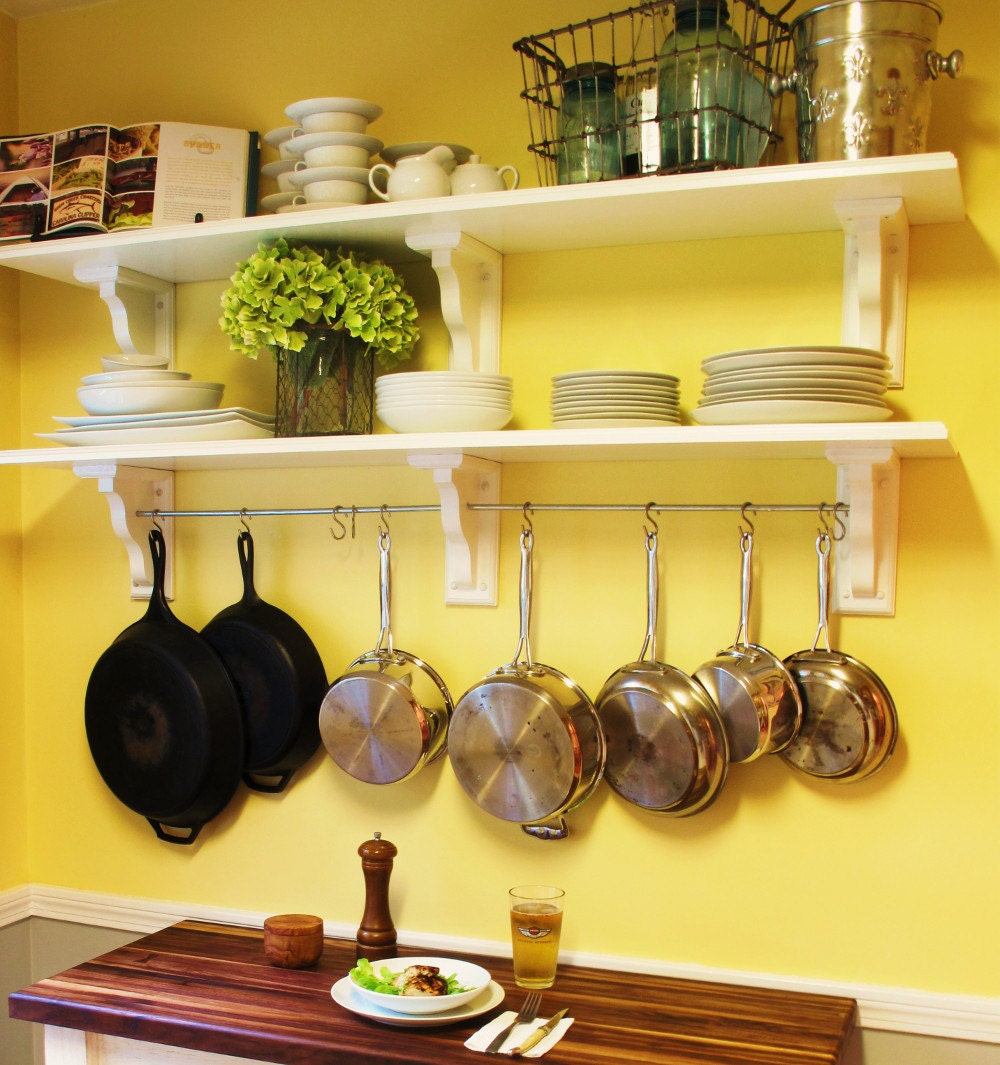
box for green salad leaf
[349,958,471,996]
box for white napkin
[465,1010,574,1057]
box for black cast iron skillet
[85,528,244,844]
[202,529,327,792]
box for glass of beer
[508,885,565,988]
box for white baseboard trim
[3,883,997,1046]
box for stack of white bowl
[260,97,383,214]
[551,370,681,428]
[375,371,513,433]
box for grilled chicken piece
[392,964,448,996]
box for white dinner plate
[703,365,890,385]
[285,97,383,124]
[690,399,893,424]
[552,384,680,399]
[702,346,890,374]
[702,379,886,397]
[55,408,274,428]
[39,416,276,445]
[698,390,886,406]
[330,976,503,1028]
[553,370,680,384]
[552,403,679,416]
[553,416,681,428]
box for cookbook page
[150,123,253,226]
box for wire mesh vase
[274,328,374,437]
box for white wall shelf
[0,154,964,613]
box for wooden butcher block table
[9,920,860,1065]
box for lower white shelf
[0,422,955,617]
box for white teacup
[300,144,371,168]
[303,179,368,204]
[263,125,299,160]
[300,111,369,134]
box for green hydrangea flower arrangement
[219,237,419,369]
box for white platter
[690,399,893,425]
[54,407,273,428]
[39,416,275,445]
[330,977,503,1028]
[285,97,383,124]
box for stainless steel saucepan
[448,523,606,839]
[781,530,898,782]
[319,524,453,784]
[596,522,728,815]
[694,521,802,763]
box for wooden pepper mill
[356,832,397,961]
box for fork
[483,990,542,1054]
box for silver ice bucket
[771,0,963,162]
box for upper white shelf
[0,153,964,286]
[0,421,955,472]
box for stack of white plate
[691,346,893,425]
[551,370,681,429]
[376,371,513,433]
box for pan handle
[810,533,834,653]
[509,528,535,668]
[374,530,395,656]
[733,528,754,649]
[148,819,201,845]
[521,816,568,840]
[638,529,658,663]
[237,529,262,605]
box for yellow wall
[0,9,28,894]
[5,0,998,1001]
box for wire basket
[513,0,791,185]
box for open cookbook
[0,121,259,243]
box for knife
[506,1008,569,1057]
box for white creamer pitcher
[450,154,519,195]
[368,144,454,201]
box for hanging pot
[201,528,327,793]
[694,522,802,763]
[84,528,244,844]
[596,523,728,815]
[781,530,898,781]
[448,524,606,840]
[318,523,452,783]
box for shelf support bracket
[826,445,899,616]
[835,196,909,387]
[404,228,502,375]
[72,463,174,600]
[73,263,176,365]
[407,452,500,606]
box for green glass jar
[557,62,622,184]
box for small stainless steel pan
[782,531,898,782]
[319,526,452,784]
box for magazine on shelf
[0,121,259,243]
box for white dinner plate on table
[330,976,504,1027]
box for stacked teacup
[259,97,383,214]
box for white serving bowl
[349,957,491,1015]
[378,395,512,411]
[377,371,513,387]
[376,400,512,434]
[377,381,512,397]
[81,369,191,385]
[78,380,224,415]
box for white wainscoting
[3,883,998,1046]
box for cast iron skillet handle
[237,529,261,606]
[638,529,658,663]
[374,529,394,656]
[510,527,534,669]
[143,527,175,625]
[733,527,754,649]
[148,819,201,845]
[810,532,834,653]
[242,769,294,794]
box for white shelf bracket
[835,196,909,387]
[407,451,500,606]
[73,463,174,600]
[404,227,502,375]
[73,262,176,365]
[826,445,900,616]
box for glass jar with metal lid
[556,61,622,184]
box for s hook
[521,502,534,535]
[643,501,659,543]
[330,506,347,541]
